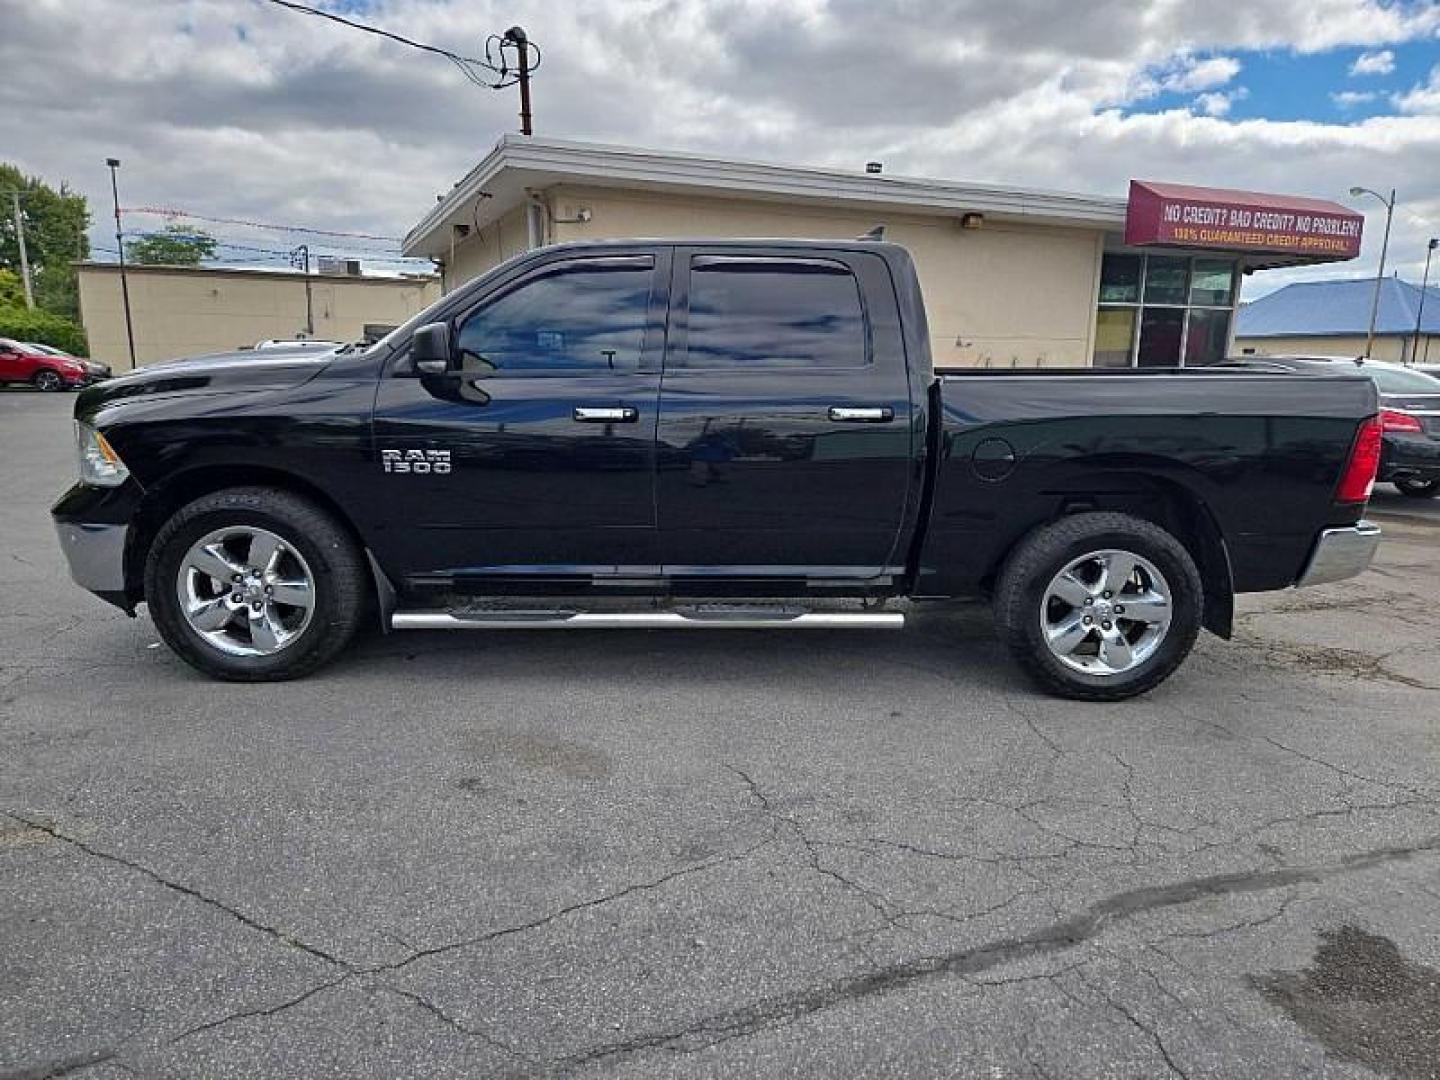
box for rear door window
[679,256,868,370]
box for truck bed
[916,368,1377,600]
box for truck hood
[84,348,333,405]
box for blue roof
[1236,276,1440,339]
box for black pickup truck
[53,239,1383,699]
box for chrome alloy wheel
[1038,549,1172,677]
[175,527,316,657]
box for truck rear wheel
[144,486,368,681]
[993,512,1203,701]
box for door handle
[828,406,894,423]
[573,406,638,423]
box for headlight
[76,422,129,487]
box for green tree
[0,306,88,356]
[0,163,91,321]
[0,268,25,309]
[125,223,218,266]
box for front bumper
[1295,522,1382,588]
[54,521,129,595]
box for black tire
[32,369,64,392]
[1395,477,1440,499]
[144,486,368,681]
[993,512,1204,701]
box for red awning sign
[1125,180,1364,260]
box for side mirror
[411,322,453,375]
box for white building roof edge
[404,134,1128,257]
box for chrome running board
[390,609,904,631]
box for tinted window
[682,258,867,369]
[1098,255,1141,304]
[1190,259,1235,306]
[1368,365,1440,394]
[455,260,653,374]
[1144,256,1189,305]
[1137,307,1184,366]
[1184,309,1230,366]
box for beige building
[1238,334,1408,363]
[77,263,441,370]
[404,136,1361,370]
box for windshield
[1367,365,1440,394]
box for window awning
[1124,180,1363,262]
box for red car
[0,338,90,391]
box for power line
[94,244,435,272]
[122,206,403,243]
[119,230,434,263]
[260,0,487,66]
[255,0,539,90]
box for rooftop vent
[317,257,362,277]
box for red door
[0,343,28,382]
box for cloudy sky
[3,0,1440,296]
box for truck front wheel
[144,486,368,681]
[994,512,1203,701]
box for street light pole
[106,158,137,369]
[1415,238,1438,366]
[1349,185,1396,360]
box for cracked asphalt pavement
[3,389,1439,1079]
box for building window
[1098,255,1141,304]
[1138,308,1185,367]
[1184,308,1231,366]
[1093,308,1137,368]
[1092,253,1237,368]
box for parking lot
[2,387,1438,1078]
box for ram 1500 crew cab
[52,240,1384,699]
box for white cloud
[1194,93,1232,117]
[1332,90,1379,107]
[1395,65,1440,114]
[1165,56,1242,93]
[1349,49,1396,76]
[1122,54,1242,104]
[1194,87,1249,116]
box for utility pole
[107,158,137,369]
[1349,185,1395,359]
[10,192,34,308]
[504,26,533,135]
[290,244,313,336]
[1414,238,1437,366]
